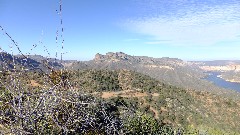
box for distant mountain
[1,51,239,98]
[67,52,240,98]
[196,60,240,83]
[199,60,240,66]
[197,60,240,72]
[0,52,63,72]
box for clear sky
[0,0,240,61]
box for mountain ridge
[0,52,63,72]
[1,51,240,99]
[67,52,240,99]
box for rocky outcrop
[94,53,105,61]
[93,52,186,66]
[94,52,130,61]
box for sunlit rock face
[94,53,105,61]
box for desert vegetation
[1,0,240,134]
[1,68,240,134]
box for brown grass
[30,80,41,87]
[100,90,159,99]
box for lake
[204,72,240,92]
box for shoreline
[217,75,240,83]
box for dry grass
[100,90,159,99]
[30,80,41,87]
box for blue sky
[0,0,240,61]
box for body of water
[204,72,240,92]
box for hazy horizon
[2,51,240,62]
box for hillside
[1,69,239,134]
[67,52,240,99]
[1,51,240,99]
[1,0,239,134]
[68,69,240,134]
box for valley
[1,51,240,134]
[1,0,240,134]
